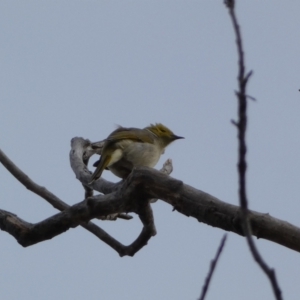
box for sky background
[1,1,300,299]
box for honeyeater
[89,123,183,183]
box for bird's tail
[89,155,111,184]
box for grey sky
[1,1,300,299]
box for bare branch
[198,234,227,300]
[2,143,300,254]
[70,137,119,195]
[0,139,174,256]
[225,1,283,299]
[0,147,133,254]
[71,137,300,254]
[0,148,70,211]
[0,188,156,257]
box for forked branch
[1,141,300,256]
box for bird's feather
[89,154,112,183]
[107,127,155,144]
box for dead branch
[198,234,227,300]
[1,139,300,257]
[225,0,283,299]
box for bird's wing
[107,127,154,144]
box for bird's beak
[173,135,184,140]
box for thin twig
[198,234,227,300]
[224,1,283,299]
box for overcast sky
[1,1,300,299]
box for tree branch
[0,147,142,256]
[198,234,227,300]
[2,138,300,255]
[1,134,174,256]
[0,187,156,256]
[225,0,283,299]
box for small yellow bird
[90,123,183,183]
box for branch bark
[1,138,300,255]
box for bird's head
[146,123,184,147]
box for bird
[89,123,183,183]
